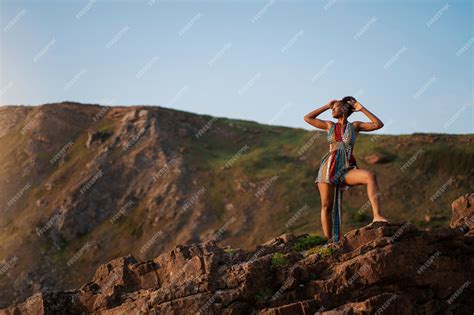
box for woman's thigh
[344,168,373,186]
[317,182,335,208]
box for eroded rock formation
[3,218,473,314]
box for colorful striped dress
[315,121,358,242]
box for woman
[304,97,389,243]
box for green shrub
[255,287,274,303]
[353,210,369,223]
[224,247,235,255]
[305,245,335,258]
[271,252,288,267]
[292,234,326,251]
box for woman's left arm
[351,101,384,132]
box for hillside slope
[0,102,473,307]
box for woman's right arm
[303,99,336,131]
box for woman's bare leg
[317,182,335,239]
[344,169,388,223]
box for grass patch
[292,234,326,251]
[255,287,274,303]
[353,210,370,223]
[95,119,116,134]
[305,245,335,258]
[223,247,235,255]
[418,147,474,175]
[271,252,288,267]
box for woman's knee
[321,203,333,213]
[366,170,377,184]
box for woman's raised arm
[351,101,384,132]
[304,99,337,131]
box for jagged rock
[424,209,447,223]
[3,220,473,314]
[363,153,392,164]
[450,193,474,234]
[86,131,112,148]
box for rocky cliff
[2,194,473,314]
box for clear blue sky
[1,0,472,134]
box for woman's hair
[339,96,356,117]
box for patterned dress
[315,121,358,242]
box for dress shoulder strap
[328,121,336,132]
[327,122,335,142]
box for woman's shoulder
[327,121,336,132]
[349,121,359,136]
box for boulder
[86,131,112,148]
[363,153,392,164]
[450,193,474,234]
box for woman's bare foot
[372,215,389,223]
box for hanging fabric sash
[332,184,342,242]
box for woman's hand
[351,100,384,132]
[304,100,335,131]
[328,99,338,109]
[345,97,363,112]
[352,101,363,112]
